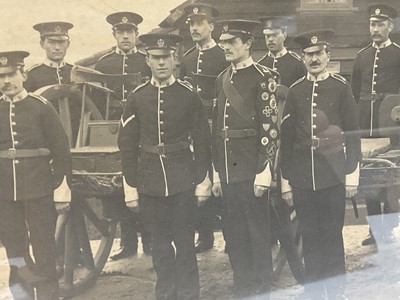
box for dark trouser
[365,186,399,241]
[102,196,151,249]
[221,181,272,299]
[0,197,59,300]
[293,184,346,299]
[140,189,199,300]
[195,195,218,244]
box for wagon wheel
[270,195,305,285]
[36,84,117,297]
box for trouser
[293,184,346,299]
[195,195,218,243]
[102,196,151,249]
[140,189,199,300]
[0,196,59,300]
[221,181,272,299]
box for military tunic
[258,49,306,88]
[351,40,400,136]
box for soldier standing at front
[118,33,211,300]
[95,12,152,260]
[281,30,361,299]
[351,3,400,246]
[0,51,72,299]
[180,3,229,254]
[212,20,279,299]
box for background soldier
[212,20,279,299]
[118,33,211,300]
[95,12,152,260]
[351,3,400,246]
[180,3,229,254]
[0,51,72,299]
[281,30,361,299]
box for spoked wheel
[270,196,305,285]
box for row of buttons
[9,103,20,161]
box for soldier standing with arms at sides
[281,30,361,299]
[351,3,400,246]
[0,51,72,300]
[118,33,211,300]
[180,3,229,254]
[212,19,279,299]
[95,12,152,260]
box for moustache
[372,34,382,38]
[310,62,320,67]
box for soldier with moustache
[180,3,229,254]
[118,33,211,300]
[351,3,400,246]
[212,20,280,299]
[95,12,152,260]
[0,51,72,300]
[281,30,361,299]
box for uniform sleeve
[297,61,307,82]
[24,70,37,93]
[179,57,187,79]
[280,88,296,181]
[255,75,280,187]
[350,56,362,103]
[42,102,72,202]
[212,75,222,179]
[118,94,140,199]
[340,83,361,178]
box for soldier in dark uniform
[0,51,72,300]
[180,3,229,254]
[24,21,81,146]
[351,3,400,246]
[95,12,152,260]
[281,30,361,299]
[212,20,279,299]
[119,33,211,300]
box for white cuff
[346,163,360,187]
[254,162,272,187]
[54,176,71,203]
[195,171,212,197]
[281,175,292,194]
[213,164,221,183]
[123,176,139,202]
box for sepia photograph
[0,0,399,299]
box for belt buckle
[221,128,228,139]
[156,144,165,156]
[7,148,16,159]
[312,137,320,149]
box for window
[299,0,355,11]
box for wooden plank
[58,97,73,148]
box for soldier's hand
[212,183,223,197]
[55,202,70,215]
[281,191,294,207]
[126,199,140,213]
[254,185,269,198]
[197,196,209,207]
[346,185,358,198]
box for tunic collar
[372,39,392,49]
[268,48,288,59]
[43,58,66,68]
[2,89,28,103]
[151,75,175,88]
[307,70,330,82]
[197,39,217,51]
[115,47,137,55]
[232,57,254,70]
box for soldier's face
[113,28,137,52]
[370,20,393,44]
[146,53,174,82]
[220,37,251,64]
[0,69,27,98]
[303,49,330,76]
[189,18,214,44]
[40,38,69,62]
[264,29,286,54]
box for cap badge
[311,36,318,44]
[55,26,62,33]
[223,24,229,32]
[122,17,128,23]
[267,20,272,28]
[0,57,8,65]
[157,39,165,47]
[375,8,381,15]
[193,7,199,14]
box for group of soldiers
[0,1,399,300]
